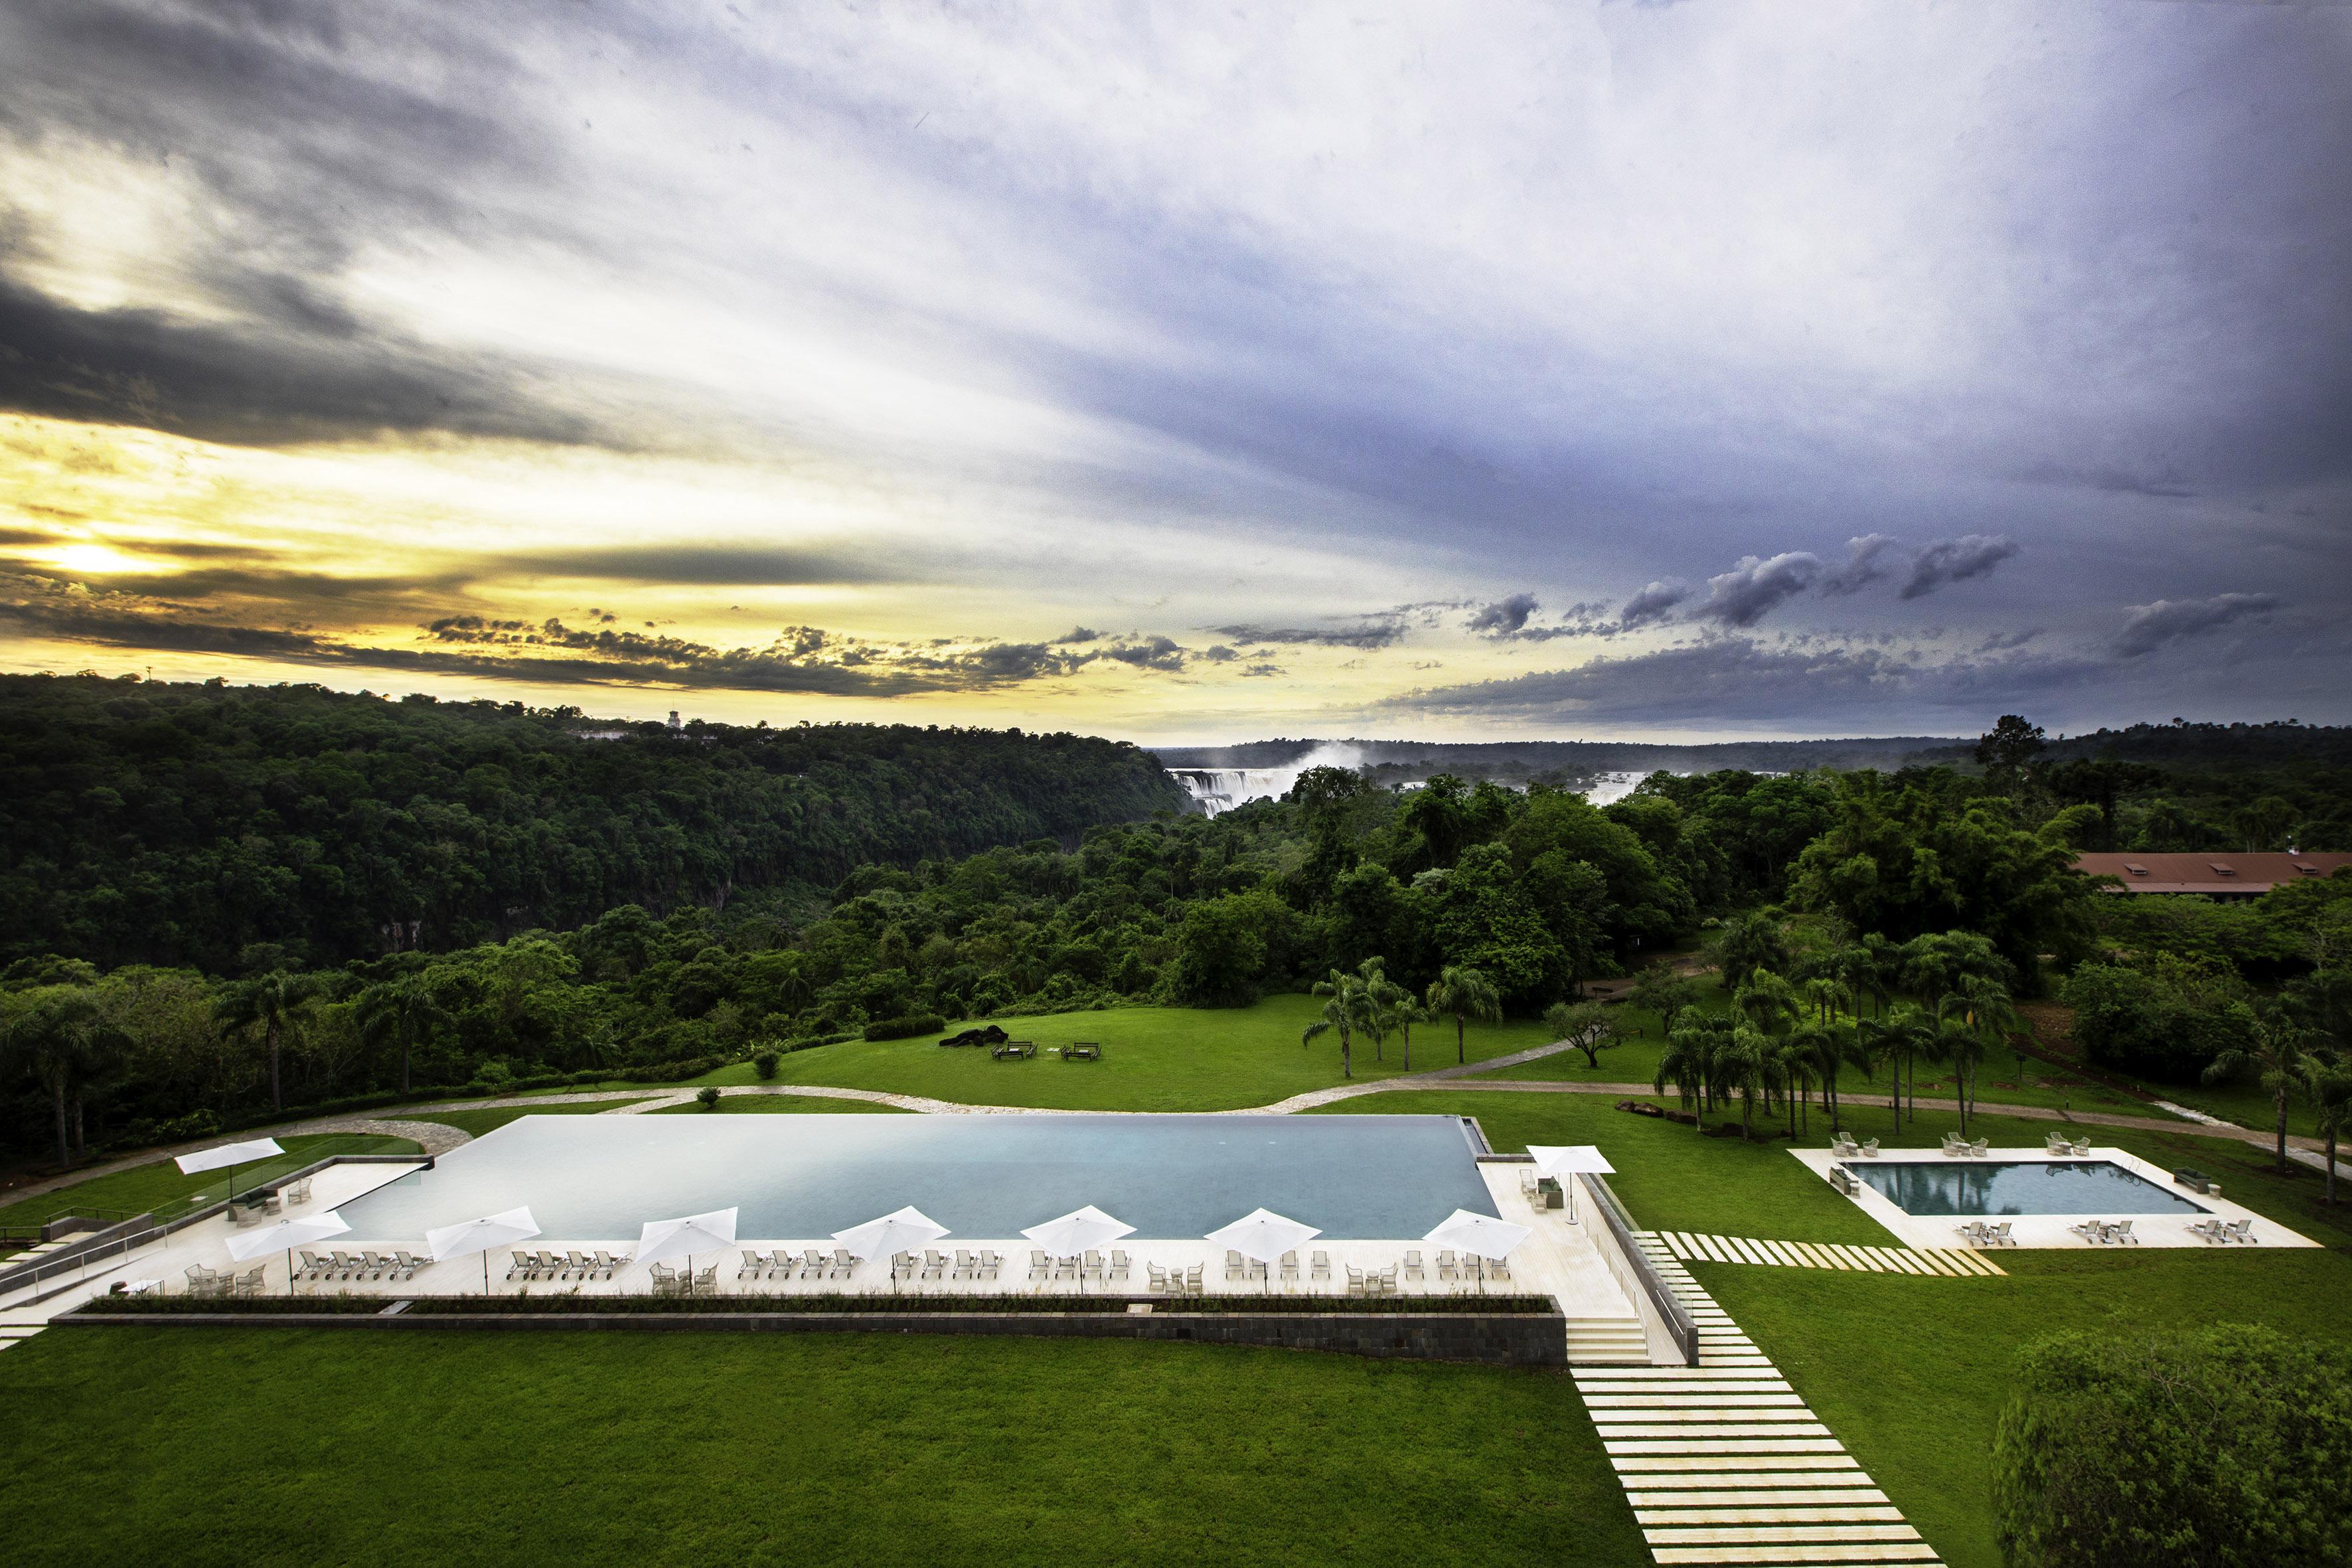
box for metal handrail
[1580,1172,1698,1366]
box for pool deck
[11,1161,1664,1359]
[1791,1145,2321,1250]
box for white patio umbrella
[1527,1144,1616,1223]
[226,1210,349,1296]
[1424,1209,1532,1285]
[426,1206,542,1294]
[1021,1206,1135,1293]
[1205,1208,1319,1293]
[636,1208,738,1291]
[176,1137,285,1210]
[834,1206,950,1291]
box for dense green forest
[3,696,2350,1170]
[0,674,1180,972]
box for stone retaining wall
[60,1306,1567,1368]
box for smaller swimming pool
[1849,1160,2209,1217]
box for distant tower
[667,710,682,732]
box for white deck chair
[979,1249,1002,1281]
[1486,1256,1510,1283]
[1437,1249,1458,1281]
[1310,1249,1330,1282]
[1402,1249,1424,1282]
[1346,1265,1367,1295]
[1184,1263,1204,1295]
[1030,1249,1051,1282]
[953,1249,977,1280]
[1108,1250,1129,1282]
[1225,1249,1245,1281]
[922,1249,948,1281]
[829,1248,854,1279]
[1279,1251,1299,1283]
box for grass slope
[650,1093,907,1115]
[0,1134,422,1232]
[715,996,1570,1111]
[0,1329,1647,1568]
[1704,1249,2352,1568]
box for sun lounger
[978,1249,1002,1281]
[953,1249,977,1280]
[1403,1249,1424,1283]
[1082,1250,1104,1281]
[1310,1249,1330,1282]
[2188,1218,2228,1245]
[1486,1256,1511,1282]
[2106,1219,2136,1245]
[792,1249,819,1279]
[828,1248,854,1279]
[1225,1249,1245,1282]
[2068,1219,2106,1243]
[923,1249,949,1281]
[1983,1221,2013,1247]
[507,1250,535,1281]
[392,1250,426,1279]
[534,1249,564,1279]
[891,1251,916,1281]
[1958,1221,1991,1246]
[1461,1256,1485,1283]
[1054,1254,1079,1282]
[1437,1249,1458,1281]
[1107,1249,1129,1282]
[1279,1251,1300,1284]
[295,1249,326,1281]
[1030,1249,1051,1282]
[364,1251,398,1279]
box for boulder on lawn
[939,1024,1011,1048]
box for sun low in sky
[1,2,2347,740]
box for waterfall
[1166,742,1366,817]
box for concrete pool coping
[1789,1145,2321,1250]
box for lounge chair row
[1024,1249,1125,1283]
[2047,1134,2094,1157]
[508,1249,630,1282]
[1956,1221,2014,1247]
[1941,1134,1990,1158]
[2188,1217,2257,1244]
[300,1249,426,1281]
[2069,1218,2138,1245]
[1830,1134,1880,1158]
[901,1248,1008,1281]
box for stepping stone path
[1570,1233,1946,1566]
[1654,1232,2004,1278]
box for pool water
[1848,1160,2209,1217]
[338,1113,1498,1241]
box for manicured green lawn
[0,1328,1648,1568]
[651,1093,908,1115]
[404,1098,667,1137]
[726,996,1565,1112]
[1703,1248,2352,1568]
[0,1135,422,1232]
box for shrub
[862,1013,946,1042]
[1994,1324,2352,1568]
[751,1048,780,1080]
[2059,962,2252,1084]
[694,1086,722,1111]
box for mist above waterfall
[1166,741,1364,817]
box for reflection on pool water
[1849,1160,2209,1217]
[337,1113,1498,1241]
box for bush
[1994,1324,2352,1568]
[862,1013,946,1042]
[751,1049,779,1080]
[694,1086,722,1111]
[2060,963,2252,1084]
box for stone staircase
[1565,1315,1652,1364]
[1569,1232,1944,1566]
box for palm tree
[216,969,321,1113]
[1934,999,1987,1136]
[1734,970,1800,1035]
[1357,958,1409,1063]
[2305,1061,2352,1206]
[1,986,129,1168]
[1718,1026,1770,1139]
[356,974,448,1096]
[1861,1006,1932,1130]
[1655,1018,1721,1127]
[1303,968,1372,1079]
[2205,1009,2313,1173]
[1716,911,1789,992]
[1391,995,1431,1073]
[1427,966,1502,1066]
[1764,1032,1816,1137]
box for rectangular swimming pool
[338,1114,1498,1241]
[1849,1159,2209,1217]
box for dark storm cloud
[2112,593,2283,659]
[501,544,903,588]
[0,277,599,448]
[1692,553,1824,627]
[1211,617,1409,650]
[1376,637,2096,726]
[1819,534,1900,595]
[1466,593,1539,637]
[1619,581,1692,628]
[1901,535,2020,601]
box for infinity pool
[1849,1159,2209,1217]
[338,1113,1498,1241]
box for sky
[2,0,2349,743]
